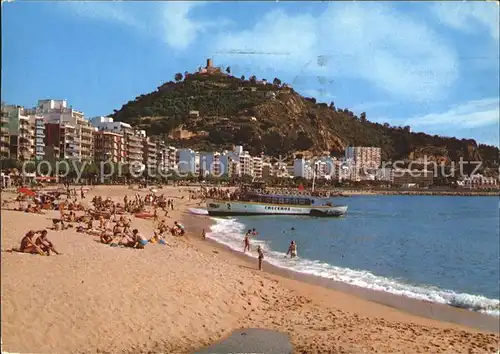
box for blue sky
[2,1,499,146]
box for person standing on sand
[202,229,206,240]
[257,245,264,271]
[243,230,251,253]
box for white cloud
[62,2,142,29]
[430,2,500,41]
[212,3,459,102]
[62,2,221,51]
[404,98,500,129]
[160,2,208,50]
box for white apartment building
[29,115,45,161]
[239,150,253,177]
[461,174,498,189]
[345,146,382,169]
[293,158,309,178]
[91,116,143,165]
[27,99,95,161]
[252,156,263,179]
[2,105,34,160]
[177,148,197,174]
[200,152,228,177]
[142,136,157,167]
[376,168,393,181]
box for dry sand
[1,185,499,353]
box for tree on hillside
[249,75,257,84]
[360,112,367,122]
[240,75,245,81]
[174,73,183,82]
[226,66,231,74]
[273,77,282,86]
[329,101,335,110]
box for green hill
[111,71,499,167]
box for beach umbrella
[18,187,36,197]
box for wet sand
[1,185,498,354]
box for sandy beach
[1,185,499,353]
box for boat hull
[206,200,347,217]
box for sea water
[191,195,500,316]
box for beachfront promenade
[1,185,499,353]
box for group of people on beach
[242,228,298,270]
[14,229,60,256]
[5,184,191,254]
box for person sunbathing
[113,222,124,235]
[101,232,114,244]
[98,216,108,230]
[19,231,45,254]
[35,230,61,255]
[174,221,185,236]
[132,229,148,249]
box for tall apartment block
[29,116,46,161]
[142,135,157,167]
[93,131,125,163]
[252,156,263,179]
[44,123,79,159]
[26,99,95,160]
[1,107,11,159]
[345,146,382,169]
[2,105,34,161]
[177,148,197,174]
[90,117,143,165]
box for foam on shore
[207,217,500,317]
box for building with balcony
[293,158,309,178]
[29,116,45,160]
[177,148,197,174]
[93,131,125,163]
[44,123,79,160]
[156,145,178,172]
[142,137,157,168]
[26,99,94,161]
[252,156,263,179]
[460,174,498,189]
[345,146,382,170]
[1,108,11,159]
[91,116,143,165]
[2,105,34,160]
[200,152,229,177]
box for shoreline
[2,185,499,198]
[2,185,499,354]
[182,212,499,334]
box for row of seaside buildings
[0,99,497,188]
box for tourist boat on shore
[206,190,348,217]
